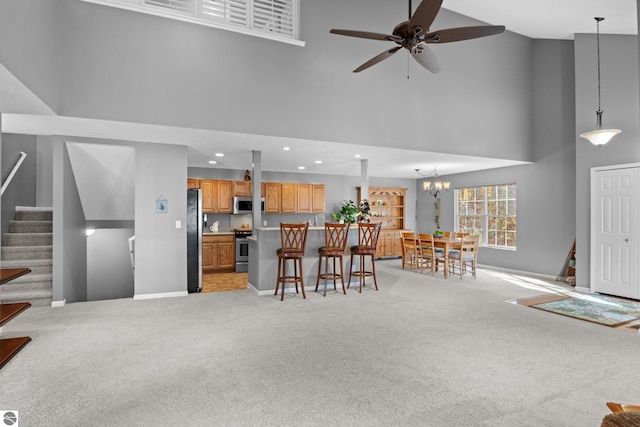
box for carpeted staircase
[0,207,52,307]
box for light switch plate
[176,220,181,229]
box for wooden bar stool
[347,222,382,293]
[315,223,350,296]
[275,223,309,301]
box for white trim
[51,299,66,308]
[133,291,188,300]
[575,286,591,294]
[80,0,305,47]
[16,206,53,211]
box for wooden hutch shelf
[357,187,408,258]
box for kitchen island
[248,225,364,295]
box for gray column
[252,150,262,227]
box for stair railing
[1,151,27,196]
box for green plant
[434,229,444,236]
[332,200,359,223]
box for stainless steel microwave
[233,196,265,214]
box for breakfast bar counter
[248,226,362,295]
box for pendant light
[580,17,621,147]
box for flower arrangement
[359,199,372,223]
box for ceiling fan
[330,0,505,73]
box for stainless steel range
[234,229,252,272]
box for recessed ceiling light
[355,154,361,158]
[209,160,217,164]
[315,160,323,164]
[283,147,290,151]
[215,153,224,157]
[298,166,305,170]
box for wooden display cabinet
[357,187,407,258]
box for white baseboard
[575,286,591,294]
[51,299,66,308]
[133,291,188,300]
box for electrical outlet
[263,220,267,226]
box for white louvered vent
[202,0,249,28]
[253,0,294,37]
[145,0,195,15]
[83,0,300,42]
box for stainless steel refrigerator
[187,188,202,293]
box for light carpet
[2,262,640,426]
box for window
[82,0,301,45]
[455,184,516,249]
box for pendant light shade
[580,17,621,147]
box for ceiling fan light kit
[330,0,505,73]
[580,17,621,147]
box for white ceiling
[1,1,637,179]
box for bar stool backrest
[325,223,350,255]
[357,222,382,251]
[280,223,309,255]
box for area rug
[531,294,640,326]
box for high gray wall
[0,0,60,111]
[417,39,577,277]
[574,34,640,289]
[50,0,533,162]
[134,141,188,297]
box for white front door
[592,167,640,299]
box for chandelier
[415,167,450,198]
[579,17,621,147]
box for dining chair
[315,222,350,296]
[400,231,419,270]
[454,232,469,239]
[448,235,479,279]
[275,223,309,301]
[417,233,438,275]
[348,222,382,293]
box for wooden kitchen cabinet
[202,234,235,273]
[201,180,215,211]
[297,184,312,213]
[263,182,281,213]
[201,180,233,213]
[312,184,325,212]
[187,178,200,189]
[233,180,252,196]
[217,180,232,212]
[281,183,297,213]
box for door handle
[625,238,629,242]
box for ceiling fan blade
[330,29,402,42]
[409,0,444,31]
[353,46,402,73]
[411,44,442,73]
[425,25,505,43]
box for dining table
[431,236,462,279]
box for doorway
[591,164,640,299]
